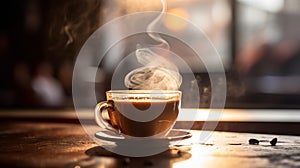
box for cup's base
[95,129,191,142]
[95,129,192,157]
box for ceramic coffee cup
[95,90,181,137]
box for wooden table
[1,114,300,168]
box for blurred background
[1,0,300,109]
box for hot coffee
[107,100,179,137]
[95,90,181,138]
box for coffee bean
[249,138,259,145]
[270,138,277,146]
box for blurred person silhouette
[236,38,300,76]
[0,33,15,106]
[13,61,39,107]
[32,62,65,107]
[58,61,73,106]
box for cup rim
[106,90,181,95]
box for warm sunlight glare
[164,8,189,32]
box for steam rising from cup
[124,0,182,90]
[124,46,182,90]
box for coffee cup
[95,90,181,137]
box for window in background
[234,0,300,108]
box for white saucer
[95,129,192,144]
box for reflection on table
[0,116,299,167]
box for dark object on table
[270,138,278,146]
[144,160,153,166]
[122,157,131,166]
[228,143,242,145]
[249,138,259,145]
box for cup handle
[95,101,120,134]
